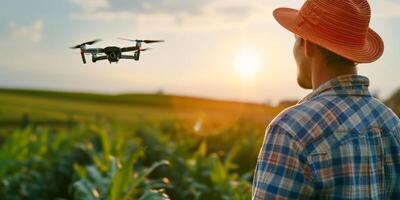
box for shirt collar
[298,74,371,104]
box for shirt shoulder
[268,98,328,141]
[269,95,400,147]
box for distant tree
[21,113,29,128]
[67,114,74,130]
[156,88,165,95]
[276,99,298,108]
[263,99,273,107]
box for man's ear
[304,40,316,58]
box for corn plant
[0,127,91,199]
[72,126,170,200]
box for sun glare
[233,50,261,80]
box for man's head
[273,0,384,89]
[293,35,357,89]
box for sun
[233,50,261,79]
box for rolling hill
[0,88,284,130]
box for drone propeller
[141,40,164,44]
[118,37,164,44]
[70,39,101,49]
[139,48,151,51]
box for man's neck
[311,63,358,90]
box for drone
[70,38,164,64]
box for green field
[0,88,284,129]
[1,88,399,199]
[0,88,288,200]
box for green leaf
[138,190,170,200]
[109,150,143,200]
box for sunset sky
[1,0,399,104]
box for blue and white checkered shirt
[253,75,400,199]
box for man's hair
[317,45,356,67]
[297,36,356,67]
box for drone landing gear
[134,51,140,61]
[81,52,87,64]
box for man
[253,0,400,199]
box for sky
[0,0,399,104]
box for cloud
[68,0,261,22]
[70,0,211,15]
[69,0,108,12]
[68,0,213,23]
[217,5,253,19]
[68,0,276,32]
[70,10,134,21]
[68,0,215,28]
[8,20,44,42]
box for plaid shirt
[253,75,400,199]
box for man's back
[253,75,400,199]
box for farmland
[0,88,287,200]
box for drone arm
[92,55,108,63]
[84,48,104,54]
[121,46,139,52]
[120,55,136,59]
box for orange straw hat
[273,0,384,63]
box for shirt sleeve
[252,124,314,199]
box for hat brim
[273,8,384,63]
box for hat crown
[297,0,371,46]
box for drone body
[70,38,163,64]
